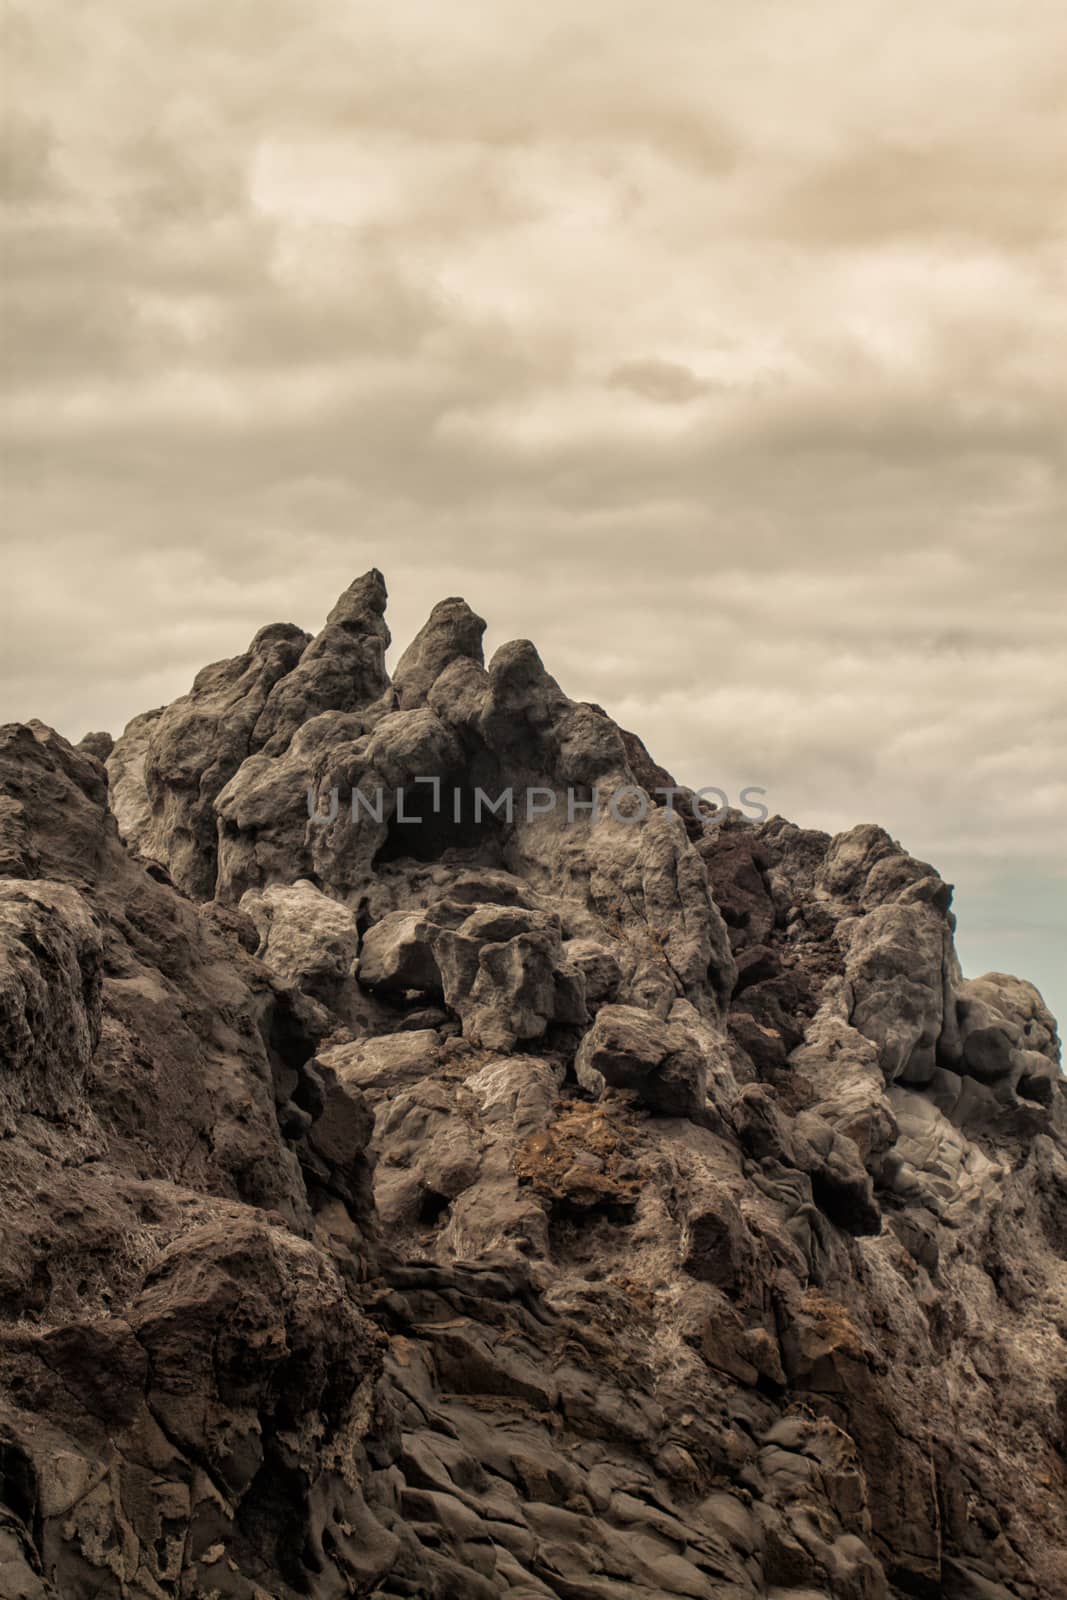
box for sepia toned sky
[2,0,1065,1024]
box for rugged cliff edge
[1,571,1064,1600]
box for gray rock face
[392,594,487,709]
[955,970,1061,1096]
[1,577,1065,1600]
[435,904,588,1050]
[357,897,590,1052]
[575,1002,708,1115]
[0,720,386,1600]
[357,906,446,994]
[104,704,163,851]
[844,889,954,1084]
[108,623,309,895]
[252,568,390,756]
[240,877,359,1009]
[563,934,624,1003]
[0,877,102,1130]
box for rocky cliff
[1,572,1064,1600]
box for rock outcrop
[1,574,1063,1600]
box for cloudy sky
[2,0,1065,1023]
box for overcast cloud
[2,0,1064,1021]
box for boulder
[575,1003,708,1116]
[76,730,113,762]
[435,905,588,1050]
[358,908,446,995]
[240,878,360,1008]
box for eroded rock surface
[2,576,1064,1600]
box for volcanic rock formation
[1,572,1064,1600]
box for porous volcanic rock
[3,575,1065,1600]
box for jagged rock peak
[251,568,391,756]
[323,563,389,631]
[76,729,113,761]
[393,594,486,710]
